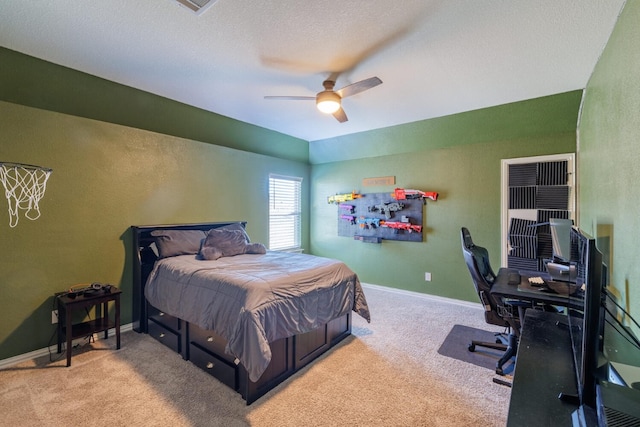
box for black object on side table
[56,284,121,366]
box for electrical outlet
[51,310,58,324]
[424,272,432,281]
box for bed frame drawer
[147,304,180,332]
[148,320,181,353]
[188,324,235,364]
[189,343,238,390]
[294,325,330,369]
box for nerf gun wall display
[330,187,437,243]
[392,188,438,202]
[327,192,362,204]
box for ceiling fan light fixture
[316,91,341,114]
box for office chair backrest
[461,227,510,328]
[461,227,496,284]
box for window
[269,174,302,251]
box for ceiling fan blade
[327,71,341,84]
[336,76,382,98]
[264,96,315,101]
[332,108,348,123]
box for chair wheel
[468,344,475,352]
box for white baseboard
[361,282,483,310]
[0,323,134,370]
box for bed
[131,221,370,404]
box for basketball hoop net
[0,163,52,228]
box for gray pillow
[150,229,207,259]
[199,228,266,260]
[211,222,250,242]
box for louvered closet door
[500,154,576,272]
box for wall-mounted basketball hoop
[0,162,52,227]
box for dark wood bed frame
[131,221,352,404]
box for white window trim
[268,174,303,251]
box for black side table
[56,286,121,366]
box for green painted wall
[578,0,640,336]
[309,91,582,164]
[0,101,310,360]
[0,47,309,163]
[310,93,580,301]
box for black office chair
[460,227,523,376]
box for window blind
[269,174,302,251]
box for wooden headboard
[131,221,247,333]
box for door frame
[500,153,576,267]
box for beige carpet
[0,285,511,426]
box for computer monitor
[546,218,577,282]
[550,217,573,262]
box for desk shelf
[61,318,116,341]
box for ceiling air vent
[173,0,218,15]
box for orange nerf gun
[391,188,438,202]
[380,220,422,233]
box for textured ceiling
[0,0,626,142]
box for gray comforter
[144,251,370,382]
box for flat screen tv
[566,227,606,424]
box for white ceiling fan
[264,76,382,123]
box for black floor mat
[437,324,514,373]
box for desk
[497,270,640,426]
[492,268,583,310]
[491,269,582,425]
[507,310,579,426]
